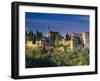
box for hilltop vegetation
[26,45,89,68]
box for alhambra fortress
[26,26,89,51]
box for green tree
[25,30,34,43]
[36,30,43,41]
[49,32,59,43]
[65,33,70,40]
[28,31,33,41]
[55,36,60,47]
[32,34,36,44]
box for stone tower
[82,32,89,48]
[70,33,78,50]
[48,26,51,37]
[70,33,75,50]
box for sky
[25,12,89,37]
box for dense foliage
[25,45,89,68]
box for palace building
[26,26,89,50]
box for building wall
[82,32,89,47]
